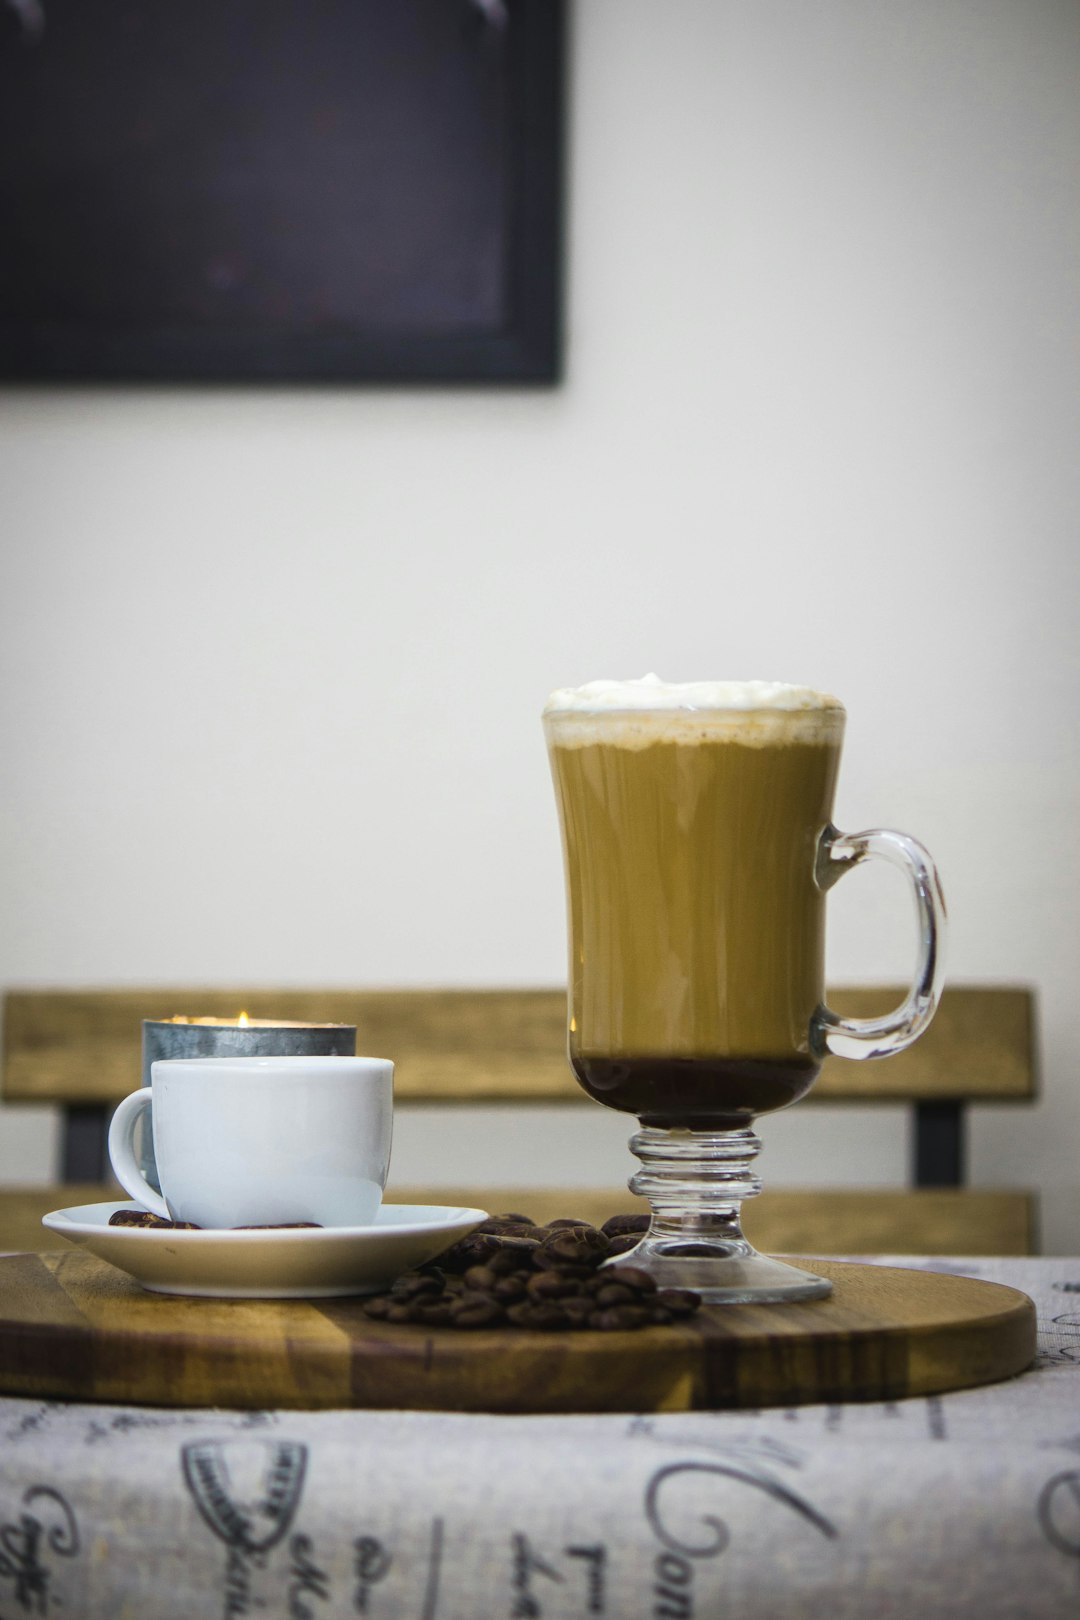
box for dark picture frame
[0,0,564,384]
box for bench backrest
[1,984,1036,1108]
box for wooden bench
[0,984,1037,1255]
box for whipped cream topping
[542,676,844,748]
[543,674,842,714]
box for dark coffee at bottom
[570,1052,820,1132]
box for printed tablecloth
[1,1257,1078,1619]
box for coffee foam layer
[543,676,844,748]
[544,675,840,713]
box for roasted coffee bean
[600,1213,651,1238]
[453,1234,542,1269]
[416,1302,456,1326]
[605,1234,644,1257]
[108,1210,201,1230]
[507,1302,570,1331]
[656,1288,702,1316]
[450,1299,506,1329]
[437,1235,489,1270]
[590,1305,653,1331]
[559,1296,596,1325]
[463,1264,500,1293]
[534,1237,608,1276]
[457,1285,495,1305]
[607,1266,657,1294]
[531,1254,595,1286]
[491,1275,528,1302]
[535,1229,609,1269]
[485,1248,527,1276]
[391,1273,443,1299]
[361,1295,393,1318]
[593,1283,637,1308]
[526,1270,583,1301]
[476,1218,538,1239]
[439,1232,535,1270]
[619,1304,656,1328]
[546,1217,593,1230]
[234,1222,324,1230]
[384,1303,420,1324]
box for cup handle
[813,825,947,1060]
[108,1089,172,1218]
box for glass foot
[606,1239,831,1304]
[612,1124,833,1305]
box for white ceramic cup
[108,1055,394,1229]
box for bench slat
[3,985,1035,1106]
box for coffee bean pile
[361,1213,702,1333]
[109,1209,202,1231]
[107,1210,322,1231]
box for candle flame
[237,1011,250,1027]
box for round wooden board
[0,1251,1035,1413]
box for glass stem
[628,1126,762,1259]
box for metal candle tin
[138,1017,357,1191]
[141,1016,357,1087]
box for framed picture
[0,0,564,383]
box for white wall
[2,2,1078,1242]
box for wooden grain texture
[0,1185,1035,1257]
[0,1186,119,1253]
[1,984,1036,1105]
[815,985,1036,1101]
[742,1188,1036,1257]
[402,1186,1037,1258]
[0,1250,1035,1412]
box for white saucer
[41,1200,488,1299]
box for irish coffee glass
[543,680,947,1304]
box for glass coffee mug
[543,676,946,1303]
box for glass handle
[813,826,947,1060]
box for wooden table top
[0,1247,1037,1413]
